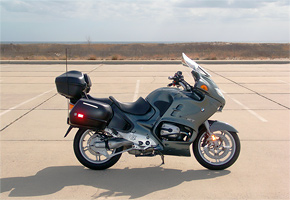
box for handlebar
[168,71,192,91]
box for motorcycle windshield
[182,53,211,77]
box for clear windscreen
[182,53,211,77]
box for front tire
[73,129,123,170]
[193,130,240,170]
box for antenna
[66,48,68,72]
[66,48,70,118]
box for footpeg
[154,144,163,151]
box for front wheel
[193,130,240,170]
[73,129,123,170]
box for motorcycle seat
[87,94,113,105]
[109,96,151,115]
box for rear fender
[208,120,238,133]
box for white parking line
[221,90,268,122]
[278,80,290,85]
[0,88,55,117]
[133,80,140,101]
[231,97,268,122]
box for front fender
[208,120,238,133]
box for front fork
[201,120,215,147]
[201,120,239,147]
[204,121,212,135]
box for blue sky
[1,0,289,42]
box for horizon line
[1,40,289,44]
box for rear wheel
[73,129,123,170]
[193,130,240,170]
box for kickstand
[160,154,165,165]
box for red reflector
[77,113,84,118]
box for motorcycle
[55,53,240,170]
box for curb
[0,60,289,65]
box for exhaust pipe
[94,138,133,149]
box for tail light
[77,113,84,118]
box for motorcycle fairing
[148,87,221,133]
[161,140,191,157]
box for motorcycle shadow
[1,166,230,199]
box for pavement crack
[207,69,290,110]
[88,64,103,74]
[0,93,58,132]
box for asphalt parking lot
[1,62,289,199]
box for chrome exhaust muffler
[94,138,133,149]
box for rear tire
[193,130,240,170]
[73,129,123,170]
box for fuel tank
[146,87,178,117]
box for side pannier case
[69,98,113,130]
[55,71,89,99]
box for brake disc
[203,134,230,160]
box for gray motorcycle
[55,53,240,170]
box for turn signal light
[211,135,217,141]
[69,103,74,111]
[200,85,208,91]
